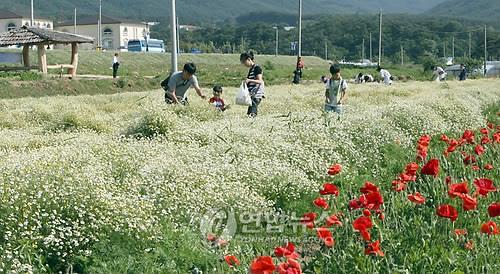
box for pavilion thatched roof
[0,26,94,46]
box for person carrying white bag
[235,82,252,107]
[239,51,265,117]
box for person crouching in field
[240,52,265,117]
[432,66,447,82]
[325,64,348,120]
[209,85,230,112]
[162,63,207,105]
[377,67,393,85]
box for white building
[55,15,148,50]
[0,9,53,32]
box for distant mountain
[0,0,447,23]
[428,0,500,22]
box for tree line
[152,13,500,68]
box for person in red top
[209,85,230,112]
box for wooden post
[22,45,30,68]
[37,44,47,75]
[68,43,79,78]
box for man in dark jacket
[459,64,467,81]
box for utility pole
[452,36,455,61]
[171,0,178,72]
[74,8,77,33]
[273,26,279,56]
[362,38,365,61]
[98,0,102,50]
[369,32,372,62]
[400,44,404,66]
[30,0,34,26]
[325,40,328,60]
[484,25,487,76]
[378,10,382,66]
[298,0,303,58]
[468,32,472,58]
[176,17,180,55]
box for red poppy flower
[494,132,500,143]
[488,202,500,218]
[364,240,384,257]
[463,155,477,165]
[440,134,450,143]
[353,216,373,240]
[454,229,467,236]
[225,255,241,267]
[474,145,485,156]
[300,213,317,229]
[328,164,342,176]
[408,192,426,205]
[353,216,373,230]
[448,182,469,198]
[445,141,459,156]
[436,204,458,222]
[360,182,379,194]
[316,227,334,247]
[250,256,276,274]
[359,191,384,210]
[472,165,480,171]
[277,258,302,274]
[480,128,489,135]
[313,198,329,210]
[460,194,478,211]
[462,130,475,144]
[319,183,339,196]
[473,178,496,197]
[325,214,343,227]
[404,162,420,177]
[487,123,494,129]
[481,136,491,145]
[274,243,299,259]
[399,173,415,183]
[418,135,431,146]
[363,209,371,217]
[421,159,440,177]
[480,221,499,235]
[392,180,406,192]
[349,199,362,210]
[446,176,452,184]
[484,164,494,170]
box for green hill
[0,0,446,23]
[428,0,500,22]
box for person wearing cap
[325,64,348,118]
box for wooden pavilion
[0,26,93,78]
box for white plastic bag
[235,82,252,106]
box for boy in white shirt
[325,65,348,119]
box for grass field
[0,49,431,99]
[0,78,499,273]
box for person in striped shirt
[240,51,265,117]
